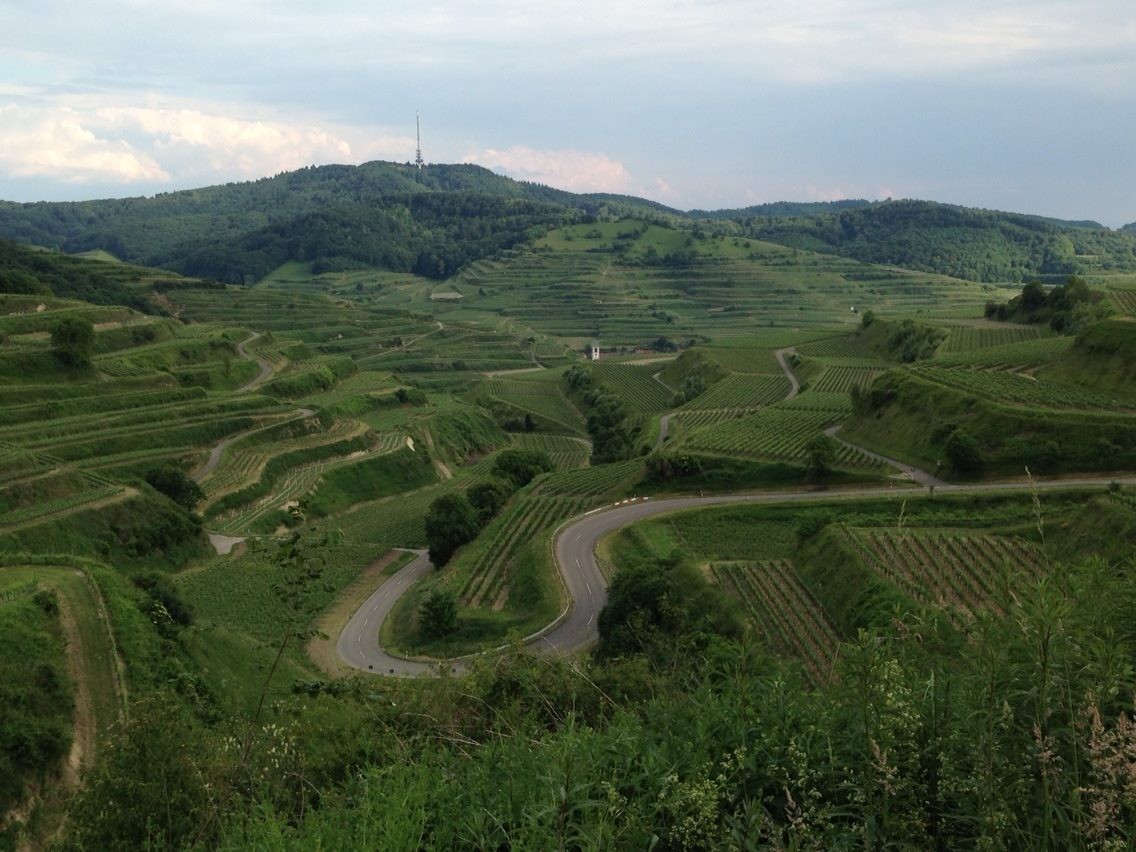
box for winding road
[235,332,275,393]
[190,407,314,483]
[337,340,1136,675]
[774,347,800,398]
[340,471,1136,676]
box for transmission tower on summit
[415,112,424,170]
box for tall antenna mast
[415,112,424,170]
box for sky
[1,0,1134,225]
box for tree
[492,448,553,488]
[145,464,205,511]
[419,588,458,640]
[1020,281,1047,313]
[804,434,838,482]
[944,428,984,474]
[467,477,515,524]
[50,316,95,367]
[424,493,479,566]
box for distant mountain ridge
[0,161,1132,284]
[690,199,874,219]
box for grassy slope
[1037,318,1136,398]
[842,367,1136,477]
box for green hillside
[733,200,1136,282]
[3,164,1134,290]
[0,162,679,285]
[1037,318,1136,395]
[842,321,1136,477]
[0,238,183,313]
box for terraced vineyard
[711,560,839,684]
[169,287,549,374]
[0,439,131,531]
[0,396,276,449]
[0,386,206,428]
[534,458,643,497]
[1,483,127,531]
[456,494,588,609]
[669,408,750,436]
[511,434,590,471]
[200,416,371,506]
[0,302,136,337]
[588,363,673,412]
[795,334,884,360]
[932,336,1073,372]
[909,365,1136,411]
[92,334,235,377]
[0,442,63,484]
[482,377,585,432]
[809,366,882,394]
[683,374,790,410]
[679,403,883,469]
[845,528,1044,619]
[938,324,1043,354]
[701,347,779,374]
[1106,286,1136,316]
[298,370,401,409]
[211,432,407,534]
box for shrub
[492,449,554,488]
[419,589,458,640]
[51,316,95,367]
[424,493,479,567]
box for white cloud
[640,177,679,204]
[94,106,355,178]
[0,99,412,189]
[462,146,633,194]
[0,104,167,183]
[804,185,853,203]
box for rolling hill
[1,162,1134,289]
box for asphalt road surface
[340,472,1136,676]
[337,550,465,677]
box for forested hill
[0,162,675,284]
[1,161,1133,284]
[731,200,1136,282]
